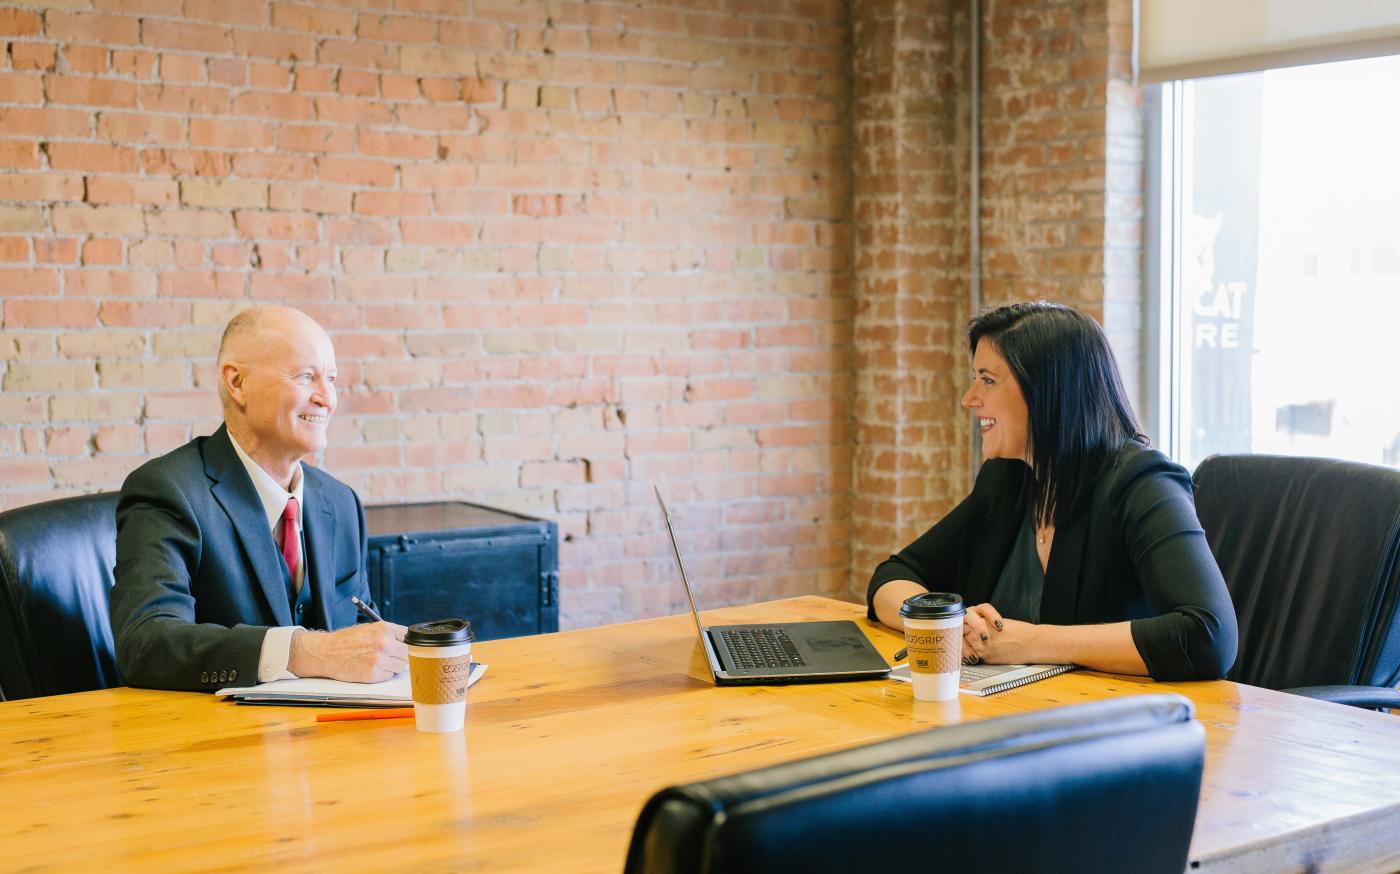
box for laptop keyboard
[719,628,807,670]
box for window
[1151,55,1400,471]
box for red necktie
[280,497,299,584]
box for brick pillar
[848,0,1146,600]
[849,0,973,599]
[980,0,1146,407]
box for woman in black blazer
[867,302,1238,681]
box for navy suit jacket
[110,425,373,691]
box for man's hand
[288,621,408,683]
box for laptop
[655,485,891,685]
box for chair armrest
[1284,685,1400,711]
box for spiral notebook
[214,662,487,707]
[888,662,1074,696]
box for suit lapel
[204,425,294,627]
[301,471,337,631]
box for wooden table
[4,597,1400,873]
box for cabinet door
[380,536,546,641]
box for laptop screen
[654,485,708,640]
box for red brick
[66,270,155,297]
[0,8,41,36]
[74,239,114,263]
[137,84,230,115]
[235,211,319,241]
[231,91,313,120]
[155,270,244,298]
[184,0,268,26]
[44,75,136,107]
[0,107,93,137]
[0,460,49,488]
[232,28,316,62]
[232,153,315,181]
[271,2,356,36]
[140,148,230,177]
[353,191,431,217]
[318,156,396,187]
[325,445,400,471]
[357,130,437,159]
[96,111,186,144]
[94,424,141,454]
[190,117,274,149]
[249,273,333,301]
[86,177,178,206]
[5,299,97,328]
[292,66,336,93]
[111,50,157,78]
[0,173,84,201]
[141,19,229,53]
[45,142,138,172]
[0,237,27,262]
[0,141,40,169]
[0,72,43,104]
[144,208,234,237]
[52,206,144,234]
[277,123,356,153]
[99,301,189,328]
[269,184,351,213]
[10,42,57,72]
[64,45,110,75]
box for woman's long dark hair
[968,301,1144,529]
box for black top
[990,516,1044,624]
[867,440,1238,681]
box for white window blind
[1138,0,1400,83]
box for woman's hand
[960,603,1150,674]
[961,602,1035,665]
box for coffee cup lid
[404,618,474,647]
[899,592,966,619]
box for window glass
[1164,55,1400,470]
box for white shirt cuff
[258,625,302,682]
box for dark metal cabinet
[363,501,558,642]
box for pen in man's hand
[350,595,385,623]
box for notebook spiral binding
[979,664,1075,696]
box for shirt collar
[227,431,305,531]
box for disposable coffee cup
[900,593,966,701]
[404,619,474,733]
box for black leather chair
[0,492,122,700]
[625,694,1204,874]
[1193,454,1400,709]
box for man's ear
[222,361,247,408]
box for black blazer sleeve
[1113,455,1238,681]
[110,461,267,691]
[865,461,1020,620]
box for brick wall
[849,0,972,593]
[0,0,853,629]
[846,0,1146,594]
[0,0,1145,625]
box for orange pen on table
[316,707,415,723]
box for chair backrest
[0,492,122,700]
[1192,454,1400,690]
[625,694,1204,874]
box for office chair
[0,492,122,700]
[625,694,1204,874]
[1193,454,1400,709]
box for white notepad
[888,661,1073,696]
[215,662,487,707]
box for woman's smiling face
[961,338,1031,463]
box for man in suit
[110,306,407,691]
